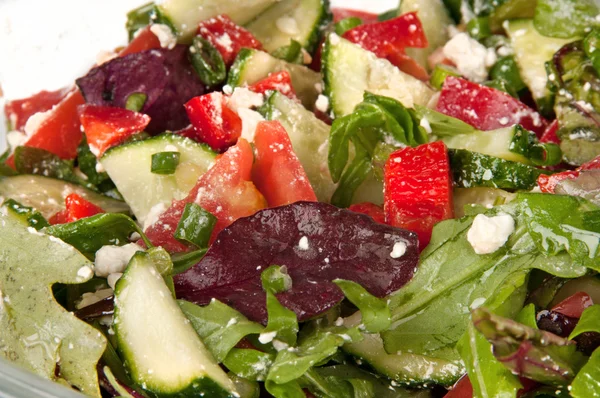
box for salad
[2,0,600,397]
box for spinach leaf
[535,0,599,39]
[569,305,600,339]
[571,348,600,397]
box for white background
[0,0,399,149]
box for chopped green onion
[489,56,526,94]
[125,2,156,41]
[334,17,363,36]
[174,203,217,248]
[125,92,147,112]
[188,36,227,86]
[430,64,460,90]
[151,151,180,175]
[272,40,303,64]
[467,17,491,40]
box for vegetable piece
[552,292,594,319]
[125,2,155,41]
[537,154,600,193]
[540,120,561,144]
[124,92,147,112]
[113,251,237,397]
[144,139,266,253]
[76,46,205,134]
[569,305,600,340]
[252,120,317,207]
[174,201,419,323]
[436,76,548,136]
[444,375,473,398]
[49,193,105,225]
[197,14,263,66]
[184,92,242,151]
[334,280,391,333]
[249,71,297,100]
[335,17,362,36]
[188,36,227,86]
[489,55,527,95]
[3,87,69,132]
[272,39,305,64]
[78,105,151,157]
[430,64,460,89]
[348,202,385,224]
[1,199,49,230]
[534,0,599,39]
[384,141,453,248]
[570,348,600,398]
[174,203,217,248]
[119,25,162,56]
[331,8,379,24]
[150,151,181,175]
[0,210,106,397]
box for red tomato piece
[552,292,594,319]
[79,105,151,157]
[184,92,242,152]
[444,375,473,398]
[4,88,70,132]
[342,12,428,60]
[249,71,298,101]
[386,51,430,81]
[119,26,162,57]
[331,8,380,24]
[537,153,600,192]
[384,141,454,249]
[197,15,263,66]
[49,193,105,225]
[540,120,560,144]
[252,121,317,207]
[436,76,548,136]
[348,203,386,224]
[145,139,267,252]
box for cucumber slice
[245,0,331,53]
[114,252,236,397]
[0,175,129,219]
[228,48,322,109]
[400,0,454,71]
[453,188,517,217]
[100,134,216,225]
[322,34,434,117]
[504,19,572,100]
[156,0,278,42]
[449,149,549,190]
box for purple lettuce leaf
[174,202,419,324]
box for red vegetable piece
[249,71,298,101]
[552,292,594,319]
[386,51,430,81]
[342,12,428,60]
[331,8,380,24]
[79,105,151,157]
[197,15,263,66]
[540,120,560,144]
[348,203,386,224]
[184,92,242,151]
[48,210,70,226]
[537,153,600,192]
[436,77,548,136]
[49,193,105,225]
[145,139,267,253]
[384,141,454,249]
[174,201,419,323]
[4,88,70,132]
[444,375,473,398]
[252,121,317,207]
[119,26,162,57]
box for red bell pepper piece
[384,141,454,249]
[252,121,317,207]
[537,154,600,193]
[145,139,267,252]
[184,92,242,152]
[552,292,594,319]
[331,8,380,24]
[348,202,386,224]
[197,15,263,66]
[540,120,560,144]
[436,77,548,136]
[249,71,298,101]
[4,88,70,132]
[49,193,105,225]
[386,52,430,81]
[79,105,151,157]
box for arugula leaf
[569,305,600,339]
[77,136,115,192]
[571,348,600,397]
[0,209,106,396]
[413,105,477,137]
[265,379,305,398]
[334,279,391,333]
[534,0,599,39]
[262,266,300,347]
[223,348,274,381]
[178,299,264,362]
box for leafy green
[125,2,155,40]
[189,36,227,86]
[170,248,208,275]
[490,56,527,94]
[261,265,293,294]
[335,17,363,36]
[569,305,600,339]
[272,40,304,64]
[534,0,599,39]
[178,299,264,362]
[0,210,106,396]
[261,267,299,347]
[334,279,390,333]
[76,136,114,191]
[516,303,538,329]
[585,29,600,75]
[223,348,274,381]
[1,198,49,230]
[571,348,600,397]
[413,105,477,137]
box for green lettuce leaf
[569,305,600,339]
[534,0,599,39]
[571,348,600,397]
[0,210,106,396]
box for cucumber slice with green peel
[504,19,572,100]
[400,0,454,71]
[155,0,278,42]
[0,175,130,219]
[228,48,322,109]
[449,149,550,190]
[322,34,434,117]
[453,187,517,217]
[100,134,216,225]
[114,252,237,397]
[245,0,331,53]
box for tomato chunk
[119,26,162,57]
[384,141,454,249]
[249,71,298,101]
[4,88,70,132]
[540,120,560,144]
[197,15,263,66]
[49,193,105,225]
[79,105,151,157]
[252,121,317,207]
[436,76,548,136]
[145,139,267,252]
[348,203,386,224]
[552,292,594,319]
[444,375,473,398]
[184,92,242,152]
[537,154,600,193]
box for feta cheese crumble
[143,202,167,231]
[94,243,143,277]
[390,241,407,259]
[150,24,177,50]
[298,236,309,250]
[258,331,277,344]
[467,213,515,254]
[315,94,329,113]
[443,33,497,83]
[228,88,264,112]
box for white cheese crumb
[77,265,94,280]
[6,130,27,150]
[223,84,234,95]
[443,33,496,83]
[272,339,289,351]
[95,162,105,173]
[150,24,177,50]
[143,202,168,231]
[226,318,238,327]
[298,236,309,251]
[276,16,300,35]
[228,87,264,112]
[238,108,265,142]
[420,118,432,134]
[334,317,344,326]
[94,243,143,277]
[467,213,515,254]
[107,272,123,290]
[390,241,407,259]
[258,331,277,344]
[329,33,341,46]
[315,94,329,113]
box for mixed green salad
[3,0,600,397]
